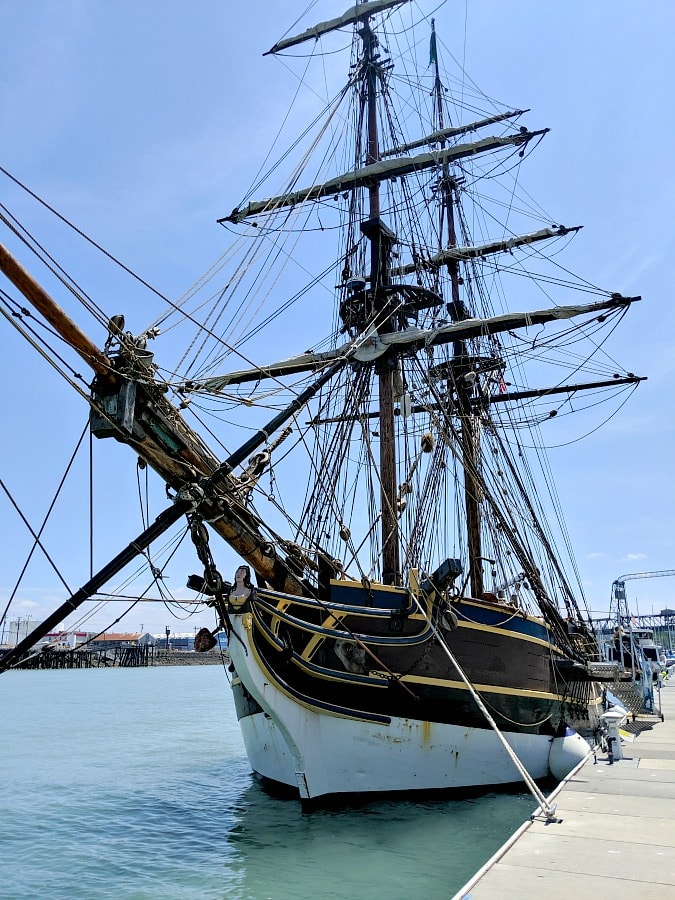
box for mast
[0,241,348,598]
[0,243,115,387]
[431,18,483,598]
[359,16,400,585]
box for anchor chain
[187,511,236,652]
[189,514,225,596]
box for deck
[454,680,675,899]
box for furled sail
[380,109,528,157]
[265,0,412,55]
[390,226,582,276]
[221,131,547,225]
[350,295,638,359]
[196,293,638,391]
[196,348,345,391]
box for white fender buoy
[548,723,592,780]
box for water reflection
[221,779,534,899]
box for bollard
[600,708,626,761]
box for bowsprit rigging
[0,0,647,803]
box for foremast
[260,1,406,585]
[360,18,400,585]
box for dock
[454,681,675,899]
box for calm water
[1,665,533,898]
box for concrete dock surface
[455,681,675,899]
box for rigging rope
[0,424,88,628]
[411,593,559,819]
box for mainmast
[431,19,483,598]
[359,18,400,585]
[217,1,642,599]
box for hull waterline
[228,612,562,800]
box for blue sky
[2,0,674,638]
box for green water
[0,666,533,898]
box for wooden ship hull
[226,580,601,799]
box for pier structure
[455,681,675,898]
[0,645,227,669]
[9,644,155,669]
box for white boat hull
[229,613,553,800]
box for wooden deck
[454,679,675,899]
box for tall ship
[1,1,644,802]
